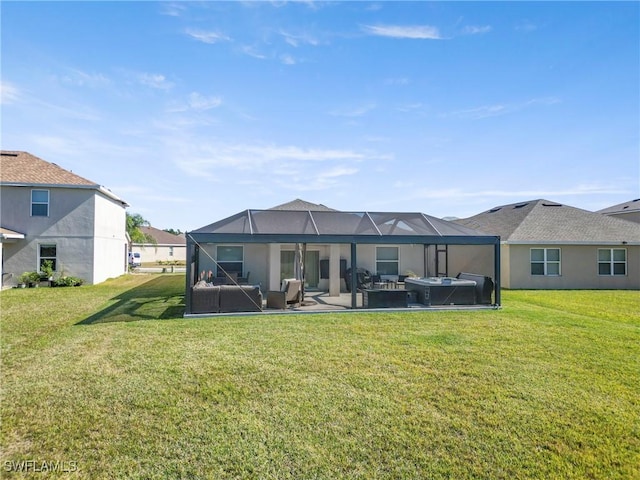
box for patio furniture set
[190,272,494,314]
[190,277,303,314]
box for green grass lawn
[1,275,639,479]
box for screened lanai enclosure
[185,209,501,315]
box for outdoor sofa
[191,281,262,314]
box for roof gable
[596,198,640,215]
[456,199,640,243]
[268,198,336,211]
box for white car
[129,252,141,267]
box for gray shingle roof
[269,198,336,211]
[596,198,640,215]
[0,151,97,186]
[455,199,640,244]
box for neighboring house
[185,199,501,313]
[0,151,129,287]
[455,199,640,290]
[130,226,186,264]
[597,199,640,224]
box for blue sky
[2,1,638,231]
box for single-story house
[185,199,501,314]
[597,198,640,224]
[130,226,186,264]
[0,150,129,287]
[455,199,640,290]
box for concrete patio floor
[185,289,498,318]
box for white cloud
[462,25,492,35]
[171,142,368,179]
[240,45,268,60]
[137,73,174,90]
[279,30,319,47]
[188,92,222,110]
[185,28,231,44]
[269,165,359,192]
[0,81,21,104]
[362,24,443,40]
[58,69,111,88]
[407,184,632,202]
[318,166,359,178]
[160,3,187,17]
[280,54,296,65]
[396,102,425,113]
[445,97,561,119]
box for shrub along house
[0,151,129,287]
[455,199,640,289]
[184,199,501,314]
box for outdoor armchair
[266,278,302,309]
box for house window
[216,245,243,276]
[376,246,399,275]
[31,189,49,217]
[598,249,626,276]
[530,248,560,276]
[169,247,174,257]
[39,244,57,271]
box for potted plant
[40,260,55,286]
[28,271,41,288]
[17,272,31,288]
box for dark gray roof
[455,199,640,244]
[596,198,640,215]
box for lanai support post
[350,242,357,309]
[494,238,501,306]
[329,243,340,296]
[184,239,196,315]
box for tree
[163,228,183,235]
[126,213,155,245]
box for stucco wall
[196,243,268,287]
[93,193,127,284]
[507,243,640,289]
[2,186,96,283]
[130,245,186,264]
[1,186,127,285]
[1,186,95,237]
[355,244,427,277]
[448,245,496,280]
